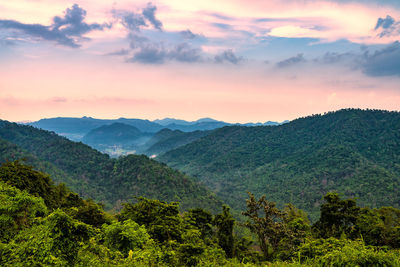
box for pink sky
[0,0,399,122]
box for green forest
[1,109,400,265]
[1,161,399,266]
[159,109,400,220]
[0,120,221,212]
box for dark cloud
[128,33,149,49]
[317,51,357,65]
[276,53,306,68]
[114,2,162,32]
[375,15,395,30]
[114,3,203,64]
[168,43,202,62]
[104,49,130,56]
[142,3,163,30]
[117,11,147,32]
[128,43,203,64]
[362,41,400,76]
[0,4,109,47]
[180,29,197,39]
[0,20,79,47]
[128,44,166,64]
[374,15,400,37]
[214,49,244,64]
[315,42,400,77]
[52,4,109,36]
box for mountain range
[28,117,287,156]
[4,109,399,221]
[0,120,222,211]
[158,109,400,220]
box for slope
[140,128,211,156]
[82,122,152,154]
[0,120,222,211]
[158,109,400,220]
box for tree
[0,161,63,210]
[214,205,235,258]
[184,208,214,240]
[103,219,150,256]
[242,192,288,260]
[117,197,184,243]
[0,181,47,241]
[313,192,360,238]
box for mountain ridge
[0,120,222,212]
[158,109,400,220]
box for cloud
[142,3,163,30]
[212,23,232,30]
[104,49,130,56]
[375,15,395,30]
[52,4,109,36]
[374,15,400,38]
[113,2,162,32]
[180,29,197,39]
[168,43,202,62]
[0,20,79,47]
[128,33,149,49]
[276,53,306,68]
[128,43,166,64]
[362,41,400,76]
[214,49,244,64]
[0,4,109,47]
[113,3,205,64]
[128,43,203,64]
[116,11,147,32]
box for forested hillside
[0,120,221,211]
[1,162,399,266]
[82,122,153,154]
[141,129,210,156]
[159,109,400,220]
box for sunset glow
[1,0,399,122]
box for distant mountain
[29,117,163,141]
[241,120,289,127]
[140,128,211,156]
[154,117,222,126]
[164,121,230,132]
[82,123,152,154]
[158,109,400,220]
[0,120,222,211]
[153,118,193,126]
[28,117,287,156]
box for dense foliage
[0,121,222,212]
[140,128,210,156]
[0,162,399,266]
[159,109,400,220]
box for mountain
[140,128,211,156]
[0,138,76,187]
[241,120,289,127]
[82,123,152,155]
[29,116,286,145]
[29,117,163,141]
[164,121,230,132]
[154,117,222,126]
[153,118,193,126]
[158,109,400,220]
[0,120,222,211]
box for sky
[0,0,399,123]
